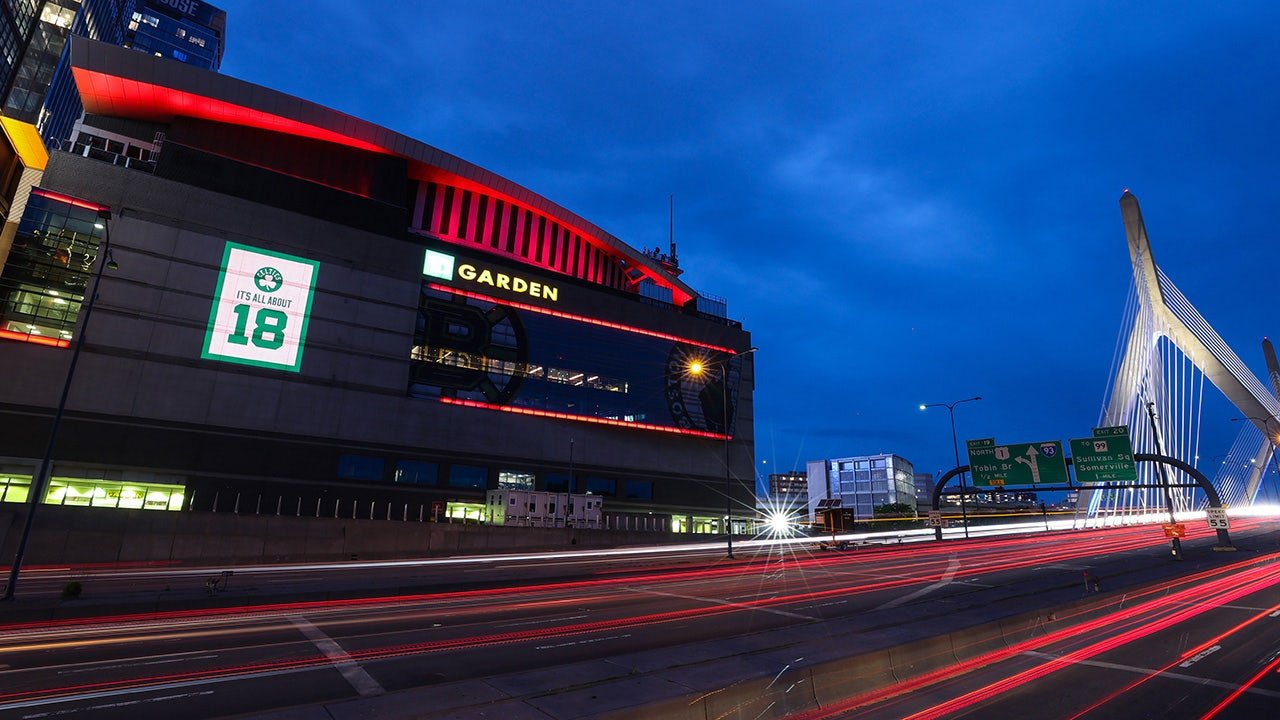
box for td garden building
[0,39,754,533]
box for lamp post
[920,396,981,539]
[1231,416,1280,504]
[4,207,114,602]
[689,346,757,559]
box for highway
[0,519,1276,719]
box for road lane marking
[20,690,214,718]
[495,614,588,628]
[877,557,960,610]
[625,587,815,621]
[290,619,384,697]
[1179,645,1221,668]
[57,655,219,675]
[1021,651,1280,698]
[536,634,631,650]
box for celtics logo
[254,267,283,293]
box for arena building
[0,38,755,534]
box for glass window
[544,473,572,492]
[338,455,384,481]
[448,464,487,489]
[394,460,437,485]
[409,285,744,435]
[498,470,535,490]
[624,480,653,500]
[585,476,615,496]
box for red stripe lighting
[425,283,738,354]
[439,396,730,439]
[30,188,110,213]
[72,68,390,155]
[0,328,70,348]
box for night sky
[214,2,1280,484]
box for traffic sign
[967,438,1069,487]
[1069,426,1137,484]
[1205,507,1230,530]
[926,510,943,527]
[1163,523,1186,538]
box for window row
[336,455,654,499]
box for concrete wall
[0,503,682,566]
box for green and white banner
[201,242,319,372]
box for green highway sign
[1068,426,1137,484]
[967,438,1069,487]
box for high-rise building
[0,1,226,149]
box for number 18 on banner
[202,242,320,372]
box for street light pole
[4,207,113,602]
[689,347,757,559]
[921,396,981,539]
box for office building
[0,38,755,533]
[805,453,917,522]
[0,1,226,149]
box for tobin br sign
[966,438,1069,488]
[202,242,320,372]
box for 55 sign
[201,242,319,372]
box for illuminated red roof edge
[69,37,699,306]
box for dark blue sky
[217,2,1280,479]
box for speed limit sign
[1205,507,1230,530]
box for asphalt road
[798,542,1280,720]
[0,519,1276,719]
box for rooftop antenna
[668,194,678,267]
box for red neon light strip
[426,283,738,354]
[440,397,730,440]
[73,68,390,155]
[0,328,70,348]
[30,188,110,213]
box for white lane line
[20,690,214,718]
[625,587,815,621]
[290,619,384,697]
[877,557,960,610]
[1021,651,1280,698]
[1178,645,1221,668]
[536,634,631,650]
[495,614,588,629]
[57,655,218,675]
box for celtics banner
[201,242,319,372]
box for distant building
[758,471,807,514]
[914,472,934,506]
[804,453,917,522]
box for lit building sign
[423,248,559,302]
[202,242,319,372]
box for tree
[873,502,917,518]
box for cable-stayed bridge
[1084,192,1280,522]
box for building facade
[0,0,226,149]
[0,38,755,533]
[805,453,917,522]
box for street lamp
[688,346,758,559]
[4,207,114,602]
[920,396,982,539]
[1231,416,1280,503]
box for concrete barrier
[0,503,693,567]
